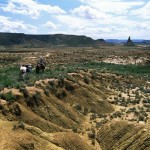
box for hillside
[0,45,150,149]
[0,70,115,149]
[97,121,150,150]
[0,32,104,47]
[0,62,150,149]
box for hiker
[38,56,46,66]
[36,57,46,73]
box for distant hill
[105,39,150,45]
[143,40,150,44]
[95,39,105,43]
[105,39,127,44]
[0,32,105,47]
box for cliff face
[0,32,103,47]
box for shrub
[83,107,89,115]
[73,103,82,111]
[19,87,29,98]
[91,139,95,146]
[51,86,58,94]
[26,82,34,87]
[10,104,22,116]
[32,91,41,106]
[138,115,145,121]
[13,121,25,130]
[72,126,78,133]
[55,90,67,99]
[48,80,55,86]
[65,83,74,93]
[83,76,90,84]
[66,75,76,83]
[0,91,16,102]
[44,89,50,97]
[91,71,97,80]
[58,77,65,87]
[118,93,122,97]
[88,131,96,139]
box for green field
[0,62,149,89]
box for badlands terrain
[0,44,150,150]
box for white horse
[19,65,27,79]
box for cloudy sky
[0,0,149,39]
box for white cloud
[71,5,112,19]
[55,14,91,32]
[53,10,150,39]
[0,16,37,33]
[132,1,150,19]
[1,0,66,19]
[0,0,149,39]
[54,14,112,38]
[79,0,144,14]
[58,0,148,39]
[44,21,57,30]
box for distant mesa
[124,36,135,46]
[0,32,105,47]
[96,39,105,43]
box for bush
[65,83,74,93]
[73,103,82,111]
[13,121,25,130]
[48,79,54,85]
[10,104,22,116]
[50,85,57,94]
[55,90,67,99]
[66,75,76,83]
[0,91,16,102]
[72,127,78,133]
[58,77,65,87]
[44,88,50,97]
[138,115,145,121]
[88,131,96,139]
[91,71,97,80]
[19,87,29,98]
[83,76,90,84]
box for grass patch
[0,62,149,89]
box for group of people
[19,57,46,79]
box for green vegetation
[83,75,90,84]
[0,91,16,102]
[68,62,150,76]
[0,62,149,89]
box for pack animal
[36,63,45,73]
[19,65,27,79]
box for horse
[25,65,32,73]
[36,63,45,74]
[19,65,27,80]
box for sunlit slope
[97,120,150,150]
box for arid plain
[0,44,150,150]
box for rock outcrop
[124,36,135,46]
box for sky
[0,0,149,39]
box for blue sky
[0,0,149,39]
